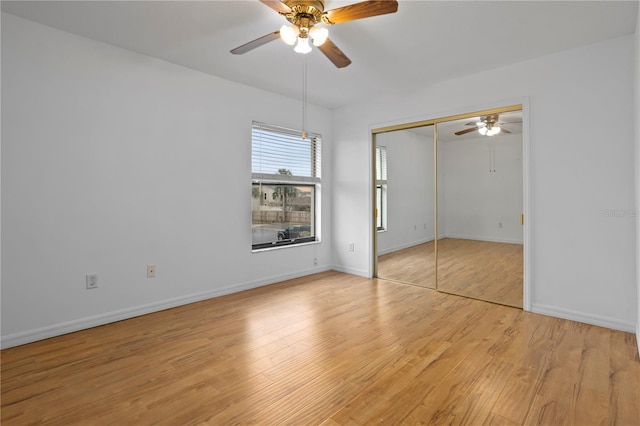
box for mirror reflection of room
[436,110,523,307]
[375,126,435,289]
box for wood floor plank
[483,412,522,425]
[491,364,549,424]
[403,317,518,424]
[333,340,452,424]
[456,359,516,425]
[608,330,640,425]
[1,271,638,425]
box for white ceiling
[2,1,638,109]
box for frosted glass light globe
[280,25,299,46]
[309,27,329,46]
[294,37,312,54]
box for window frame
[376,184,386,231]
[251,122,321,251]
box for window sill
[252,239,321,253]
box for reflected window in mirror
[376,145,388,231]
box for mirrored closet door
[373,106,524,308]
[374,125,436,289]
[436,111,523,307]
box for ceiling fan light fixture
[478,127,488,135]
[280,24,299,45]
[232,0,399,67]
[485,126,501,136]
[309,26,329,46]
[294,36,312,54]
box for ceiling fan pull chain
[492,142,497,173]
[302,54,308,139]
[494,143,496,173]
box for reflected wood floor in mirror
[437,238,523,308]
[2,272,638,425]
[377,238,523,307]
[377,241,436,288]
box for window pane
[376,146,387,181]
[376,186,383,229]
[252,183,315,248]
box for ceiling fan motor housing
[482,114,500,126]
[283,0,326,32]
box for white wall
[439,134,523,244]
[332,35,637,332]
[1,14,333,348]
[376,129,434,255]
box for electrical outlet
[147,264,156,278]
[86,274,98,289]
[349,243,355,252]
[313,257,318,265]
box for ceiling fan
[230,0,399,68]
[454,114,521,137]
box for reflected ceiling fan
[230,0,399,68]
[454,114,521,137]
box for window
[251,122,321,250]
[376,145,387,231]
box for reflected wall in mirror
[375,125,435,289]
[436,110,523,307]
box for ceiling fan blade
[231,31,280,55]
[259,0,291,14]
[324,0,398,24]
[501,128,512,134]
[318,38,352,68]
[455,127,479,136]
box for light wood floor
[2,271,638,425]
[377,241,436,289]
[378,238,523,308]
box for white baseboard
[377,236,435,256]
[637,323,640,359]
[0,266,332,349]
[442,234,523,245]
[330,264,370,278]
[531,303,636,333]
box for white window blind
[376,146,387,183]
[252,122,321,183]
